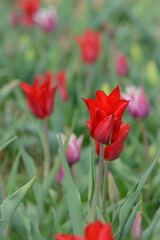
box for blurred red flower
[55,220,114,240]
[37,71,69,102]
[75,29,101,64]
[57,71,69,101]
[20,0,40,26]
[20,76,57,119]
[115,54,128,76]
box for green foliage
[0,177,36,238]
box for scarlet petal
[94,114,114,145]
[104,123,130,161]
[113,100,129,119]
[99,224,115,240]
[96,90,112,115]
[108,84,120,104]
[84,220,104,240]
[54,234,83,240]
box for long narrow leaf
[114,151,160,239]
[6,152,20,195]
[0,176,36,236]
[58,134,85,236]
[0,136,17,152]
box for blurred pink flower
[60,133,84,165]
[10,9,20,26]
[55,164,64,184]
[115,54,128,76]
[131,212,142,240]
[33,7,57,32]
[122,86,151,118]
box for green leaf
[142,207,160,240]
[0,176,36,237]
[43,157,61,198]
[0,136,17,152]
[88,147,95,212]
[19,144,43,218]
[6,152,20,195]
[113,151,160,239]
[120,201,141,240]
[58,134,85,236]
[51,207,61,233]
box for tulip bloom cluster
[83,84,130,160]
[55,220,114,240]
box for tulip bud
[58,133,84,166]
[122,85,151,119]
[115,54,128,76]
[131,212,142,240]
[55,164,64,184]
[108,171,119,203]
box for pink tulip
[60,133,84,165]
[55,164,64,184]
[122,86,151,118]
[115,54,128,76]
[33,7,57,32]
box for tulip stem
[0,173,6,200]
[101,161,109,218]
[43,119,50,180]
[140,119,149,166]
[85,65,92,97]
[89,143,104,222]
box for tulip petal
[108,84,120,104]
[104,123,130,161]
[94,114,114,145]
[96,90,112,115]
[84,220,104,240]
[99,224,115,240]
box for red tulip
[75,29,101,64]
[115,54,128,76]
[20,0,40,26]
[83,84,129,146]
[95,122,130,160]
[55,220,114,240]
[20,75,57,119]
[57,71,69,101]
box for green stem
[85,65,92,98]
[43,119,50,180]
[101,161,109,218]
[89,143,104,222]
[0,173,6,200]
[140,119,149,166]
